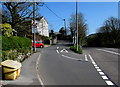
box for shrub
[2,36,32,62]
[42,36,50,44]
[2,36,31,51]
[70,45,83,54]
[0,23,13,37]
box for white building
[32,16,49,37]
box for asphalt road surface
[36,41,119,86]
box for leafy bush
[70,45,83,54]
[2,36,31,51]
[0,23,13,37]
[43,37,50,44]
[2,36,32,62]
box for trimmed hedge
[2,36,31,51]
[70,45,83,54]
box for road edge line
[36,53,44,86]
[96,49,120,55]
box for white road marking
[102,76,108,80]
[88,54,96,65]
[56,50,59,54]
[88,54,114,85]
[95,66,99,69]
[96,49,120,56]
[85,55,88,61]
[60,49,68,53]
[97,69,102,71]
[92,62,96,65]
[36,54,44,86]
[62,54,82,61]
[105,81,114,85]
[57,47,59,49]
[94,64,97,67]
[99,72,105,75]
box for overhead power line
[44,3,63,20]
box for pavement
[0,45,51,87]
[1,52,41,86]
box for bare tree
[98,17,120,47]
[69,13,87,45]
[2,2,43,36]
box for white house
[32,16,49,37]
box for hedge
[2,36,31,51]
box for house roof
[36,16,48,24]
[23,16,48,24]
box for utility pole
[63,19,67,36]
[33,1,36,52]
[76,0,78,51]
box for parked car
[32,41,44,48]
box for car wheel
[40,45,43,48]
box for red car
[32,41,44,48]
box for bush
[70,45,83,54]
[2,36,32,62]
[42,36,50,44]
[2,36,31,51]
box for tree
[69,13,87,45]
[49,30,56,44]
[59,27,66,39]
[2,2,43,37]
[98,17,120,47]
[0,23,13,37]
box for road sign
[32,25,37,33]
[32,27,37,33]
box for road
[36,41,119,86]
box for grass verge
[70,45,83,54]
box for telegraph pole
[76,0,78,51]
[33,1,36,52]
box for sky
[39,2,118,35]
[1,0,119,2]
